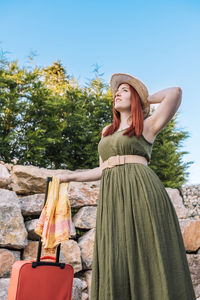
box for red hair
[101,84,144,139]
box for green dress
[90,128,196,300]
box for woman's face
[114,83,132,112]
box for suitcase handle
[33,252,65,269]
[32,260,65,269]
[40,256,56,261]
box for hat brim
[110,73,150,118]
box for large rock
[19,193,45,216]
[75,270,91,300]
[83,270,92,299]
[0,165,11,189]
[58,240,82,273]
[166,187,190,219]
[69,221,77,238]
[25,219,42,240]
[69,181,100,208]
[73,206,97,229]
[72,278,84,300]
[81,292,89,300]
[78,229,95,270]
[0,278,10,300]
[181,184,200,218]
[22,240,48,260]
[187,254,200,298]
[0,249,15,278]
[10,165,72,194]
[0,161,13,172]
[0,189,28,249]
[0,249,20,278]
[179,219,200,251]
[9,250,21,262]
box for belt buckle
[107,156,116,168]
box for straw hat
[110,73,150,119]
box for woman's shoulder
[101,123,112,138]
[102,123,111,133]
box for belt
[101,154,148,170]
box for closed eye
[115,88,129,97]
[117,88,128,93]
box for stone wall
[0,162,199,300]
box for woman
[57,73,196,300]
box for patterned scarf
[34,177,71,254]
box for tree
[52,66,113,170]
[0,55,193,188]
[40,60,71,95]
[149,107,193,188]
[0,60,27,162]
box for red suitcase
[7,177,74,300]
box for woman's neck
[119,113,132,129]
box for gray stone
[19,194,45,216]
[181,184,200,218]
[0,165,11,189]
[10,165,73,195]
[187,254,200,298]
[25,219,41,240]
[59,240,82,274]
[78,229,95,270]
[81,292,89,299]
[69,181,100,208]
[0,249,21,278]
[0,189,28,249]
[166,187,190,219]
[72,277,84,300]
[73,206,97,229]
[0,249,15,278]
[0,278,10,300]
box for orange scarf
[34,177,71,254]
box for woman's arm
[147,87,182,104]
[58,166,102,183]
[147,87,182,135]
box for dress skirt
[90,163,196,300]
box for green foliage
[149,107,194,188]
[0,55,193,187]
[40,60,71,95]
[0,60,29,162]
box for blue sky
[0,0,199,185]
